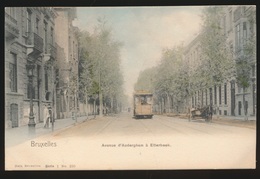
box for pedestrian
[48,106,53,123]
[43,105,50,128]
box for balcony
[5,12,19,39]
[43,43,57,63]
[47,43,57,59]
[25,32,44,56]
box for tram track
[158,117,212,135]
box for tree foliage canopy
[78,19,125,109]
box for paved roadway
[5,112,256,170]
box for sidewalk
[5,115,96,148]
[211,115,256,129]
[168,113,256,129]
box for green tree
[78,18,125,115]
[198,6,235,92]
[134,46,188,114]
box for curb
[42,116,96,137]
[163,114,256,129]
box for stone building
[5,7,57,128]
[184,5,256,118]
[54,7,79,119]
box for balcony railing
[47,43,57,59]
[26,32,44,53]
[5,12,17,24]
[5,12,19,39]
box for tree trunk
[166,93,170,114]
[160,99,162,114]
[94,100,96,118]
[111,96,113,114]
[99,92,103,117]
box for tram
[133,90,153,119]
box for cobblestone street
[5,112,256,170]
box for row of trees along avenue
[78,19,127,116]
[134,6,256,120]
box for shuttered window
[9,53,17,92]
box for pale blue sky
[74,6,204,99]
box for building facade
[5,7,58,128]
[54,7,79,119]
[184,5,256,118]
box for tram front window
[146,96,152,104]
[135,97,139,105]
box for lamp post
[26,62,36,135]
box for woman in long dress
[43,105,49,128]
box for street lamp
[26,62,36,135]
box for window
[243,22,247,45]
[245,101,248,114]
[198,91,200,105]
[234,7,241,22]
[224,83,227,105]
[224,110,227,115]
[9,53,17,92]
[229,10,233,31]
[195,92,197,106]
[235,24,241,50]
[50,27,54,45]
[214,85,217,105]
[146,96,152,104]
[26,9,32,33]
[5,7,16,19]
[209,88,212,105]
[35,18,39,34]
[201,90,204,106]
[219,85,222,105]
[238,101,242,115]
[238,85,241,93]
[37,65,41,99]
[205,89,208,105]
[44,21,48,53]
[45,68,48,91]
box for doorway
[10,103,18,128]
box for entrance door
[10,103,18,128]
[230,81,235,116]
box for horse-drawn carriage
[190,105,213,122]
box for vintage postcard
[5,6,256,170]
